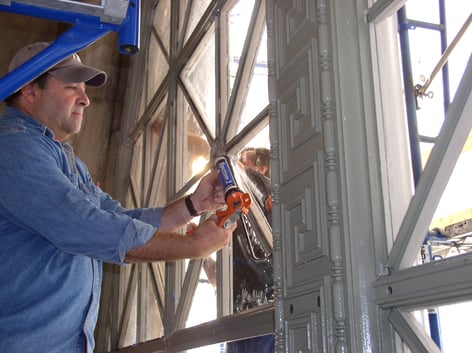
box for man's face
[240,150,269,175]
[28,75,90,141]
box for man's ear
[20,83,37,103]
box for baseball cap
[8,42,107,87]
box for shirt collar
[3,106,55,138]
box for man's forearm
[124,216,234,263]
[124,230,198,262]
[159,196,198,231]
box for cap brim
[49,64,107,87]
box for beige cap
[8,42,107,87]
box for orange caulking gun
[215,156,251,229]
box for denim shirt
[0,107,162,353]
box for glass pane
[412,301,472,353]
[403,1,472,264]
[129,135,144,207]
[405,0,440,23]
[176,88,211,185]
[228,0,255,94]
[428,137,472,260]
[181,25,216,138]
[130,110,169,209]
[182,0,212,44]
[408,27,444,139]
[147,103,169,206]
[139,263,165,341]
[237,27,268,134]
[438,301,472,352]
[152,0,171,55]
[147,32,169,103]
[186,256,218,328]
[184,342,224,353]
[445,4,472,96]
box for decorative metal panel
[269,0,346,352]
[281,155,331,294]
[284,292,324,353]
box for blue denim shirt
[0,107,162,353]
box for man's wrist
[185,194,201,217]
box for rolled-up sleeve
[0,132,161,264]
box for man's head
[6,42,107,141]
[239,147,271,177]
[8,42,107,88]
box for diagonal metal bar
[148,262,165,320]
[175,259,204,330]
[386,55,472,271]
[388,309,441,353]
[117,264,138,347]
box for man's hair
[4,72,50,107]
[239,147,270,167]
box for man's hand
[189,214,235,256]
[191,170,226,213]
[125,215,235,262]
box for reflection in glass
[232,145,273,313]
[199,136,273,319]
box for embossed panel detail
[281,158,331,293]
[278,43,322,183]
[274,0,317,75]
[285,292,324,353]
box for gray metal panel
[283,291,325,353]
[269,0,344,351]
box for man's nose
[78,90,90,107]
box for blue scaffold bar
[0,0,140,101]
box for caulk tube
[215,156,240,200]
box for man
[0,42,235,353]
